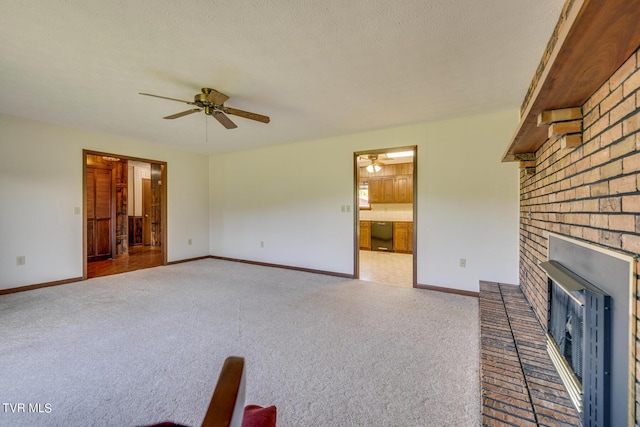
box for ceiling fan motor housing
[194,93,210,107]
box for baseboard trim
[209,255,354,279]
[416,283,479,298]
[0,277,83,295]
[167,256,211,265]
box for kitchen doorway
[83,150,167,279]
[354,146,417,287]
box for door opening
[83,151,167,279]
[354,146,417,287]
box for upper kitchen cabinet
[360,163,413,204]
[369,177,395,203]
[394,175,413,203]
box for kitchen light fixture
[385,150,414,158]
[366,163,381,173]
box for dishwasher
[370,221,393,251]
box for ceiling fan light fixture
[366,164,381,173]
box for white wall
[210,109,520,292]
[0,114,210,290]
[420,111,520,291]
[1,109,519,293]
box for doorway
[83,151,167,279]
[354,146,417,287]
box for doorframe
[353,145,417,286]
[82,150,168,279]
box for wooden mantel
[502,0,640,162]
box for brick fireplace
[518,46,640,426]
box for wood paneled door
[86,166,114,261]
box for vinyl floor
[359,249,413,287]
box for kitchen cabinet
[393,222,413,253]
[367,175,412,204]
[368,177,395,203]
[359,221,371,250]
[360,163,413,204]
[394,175,413,203]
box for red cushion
[242,405,277,427]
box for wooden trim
[416,283,479,298]
[353,145,417,286]
[503,0,640,161]
[82,150,88,279]
[353,151,360,278]
[0,277,83,295]
[167,256,211,265]
[412,145,417,288]
[209,256,354,279]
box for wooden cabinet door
[359,221,371,250]
[395,175,413,203]
[368,179,381,203]
[381,177,394,202]
[393,222,413,253]
[87,167,113,261]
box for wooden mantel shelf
[502,0,640,162]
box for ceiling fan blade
[224,107,270,124]
[206,89,230,105]
[139,92,197,105]
[212,111,237,129]
[163,109,202,119]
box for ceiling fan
[139,87,270,129]
[361,154,387,172]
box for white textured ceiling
[0,1,563,154]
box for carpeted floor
[0,259,479,427]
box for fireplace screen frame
[542,233,635,427]
[542,260,611,425]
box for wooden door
[142,178,151,246]
[87,167,113,261]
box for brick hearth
[479,281,581,426]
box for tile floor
[359,250,413,287]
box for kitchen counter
[359,202,413,222]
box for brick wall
[519,47,640,424]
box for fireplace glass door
[548,280,584,383]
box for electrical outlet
[345,205,351,213]
[459,258,466,268]
[74,207,81,215]
[260,241,264,248]
[188,238,192,245]
[341,205,346,212]
[16,256,25,266]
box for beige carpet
[0,259,479,426]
